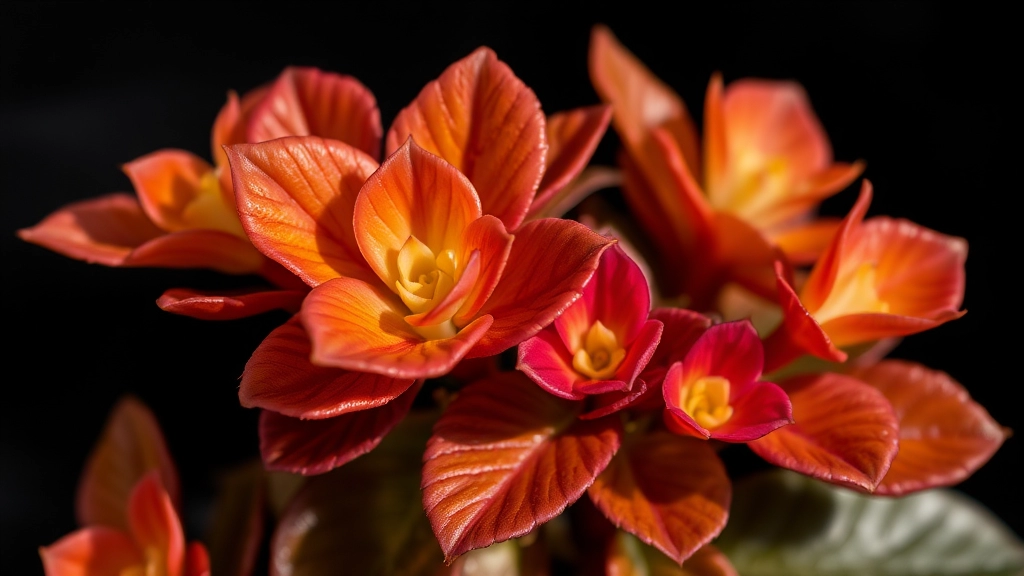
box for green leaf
[715,470,1024,576]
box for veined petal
[127,473,185,576]
[453,215,513,325]
[40,527,143,576]
[711,381,793,443]
[122,229,266,274]
[354,139,482,288]
[228,136,380,286]
[609,319,664,392]
[640,308,712,392]
[156,287,307,321]
[258,381,421,475]
[677,321,764,392]
[517,328,588,401]
[534,105,612,209]
[247,67,383,160]
[853,360,1007,496]
[239,316,416,418]
[302,277,492,378]
[422,372,622,562]
[17,193,163,266]
[748,373,899,492]
[124,149,244,236]
[386,47,546,231]
[77,397,179,531]
[588,432,730,565]
[468,218,614,358]
[589,25,699,179]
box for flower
[588,25,863,306]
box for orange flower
[589,25,863,306]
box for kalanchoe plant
[21,23,1019,576]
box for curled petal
[763,261,846,373]
[122,229,266,274]
[258,381,421,475]
[40,527,143,576]
[801,180,872,311]
[386,47,546,230]
[588,432,730,565]
[77,397,179,531]
[247,66,383,160]
[641,308,713,389]
[468,218,615,358]
[354,139,482,287]
[17,193,163,266]
[534,105,612,209]
[453,215,513,325]
[517,328,587,401]
[422,372,622,562]
[228,136,380,286]
[748,373,899,492]
[156,287,307,321]
[127,473,185,576]
[302,277,493,378]
[853,360,1008,496]
[240,316,416,418]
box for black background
[2,1,1018,573]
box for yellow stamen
[180,171,246,237]
[679,375,734,430]
[572,320,626,379]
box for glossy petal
[386,47,546,230]
[468,218,614,357]
[156,287,307,321]
[605,319,663,393]
[453,215,514,325]
[17,193,164,266]
[675,321,764,394]
[801,180,873,312]
[185,543,211,576]
[258,381,421,475]
[589,432,730,565]
[581,378,650,420]
[748,373,899,492]
[763,261,846,373]
[556,243,651,352]
[127,473,185,576]
[77,397,179,531]
[517,328,587,400]
[124,149,243,236]
[640,308,713,389]
[302,277,493,378]
[121,229,266,274]
[239,316,416,418]
[228,136,379,286]
[247,66,382,159]
[853,360,1008,496]
[39,527,143,576]
[354,139,482,287]
[213,87,269,195]
[422,372,623,562]
[534,105,612,208]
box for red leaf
[589,432,730,564]
[422,372,622,562]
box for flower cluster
[23,25,1009,575]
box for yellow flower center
[678,375,734,430]
[180,170,247,238]
[572,320,626,380]
[813,262,890,325]
[395,235,459,339]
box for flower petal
[17,193,164,266]
[258,381,421,475]
[748,373,899,492]
[228,136,380,286]
[354,139,482,288]
[185,543,211,576]
[247,66,383,160]
[40,527,143,576]
[710,212,783,302]
[853,360,1008,496]
[239,316,416,418]
[468,218,614,358]
[453,215,514,325]
[640,308,713,389]
[710,381,792,443]
[763,261,846,373]
[77,397,180,531]
[516,327,586,400]
[772,217,841,266]
[121,229,266,274]
[580,379,650,421]
[534,105,612,210]
[213,87,269,194]
[588,432,730,565]
[422,372,622,562]
[302,277,493,378]
[678,321,764,391]
[801,180,872,312]
[386,47,546,230]
[156,287,307,321]
[127,473,185,576]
